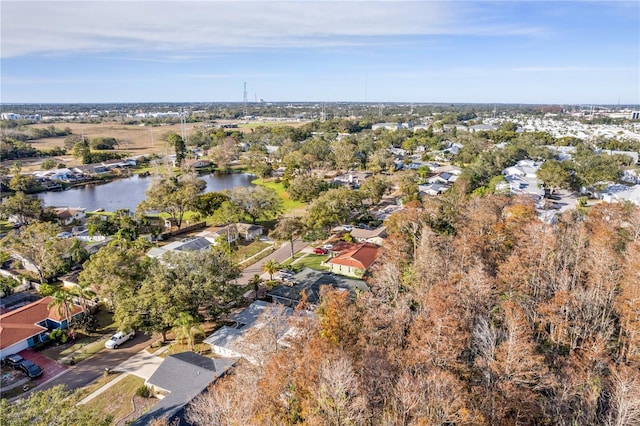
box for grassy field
[8,122,195,172]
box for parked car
[105,331,135,349]
[313,247,328,255]
[342,225,353,232]
[322,244,334,250]
[18,360,43,379]
[274,270,295,280]
[3,354,25,368]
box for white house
[203,300,294,363]
[146,236,212,260]
[0,296,83,359]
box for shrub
[49,328,69,344]
[136,385,151,398]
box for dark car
[4,354,25,368]
[18,360,43,379]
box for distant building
[53,207,87,226]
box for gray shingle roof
[131,352,236,426]
[268,268,367,306]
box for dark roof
[132,352,236,426]
[268,268,368,306]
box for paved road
[236,238,310,285]
[28,332,159,396]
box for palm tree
[249,274,263,299]
[48,290,74,330]
[262,259,280,281]
[70,281,96,314]
[172,312,204,352]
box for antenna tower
[180,107,187,142]
[243,82,248,118]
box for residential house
[434,165,462,175]
[427,172,456,185]
[196,225,239,244]
[327,242,381,278]
[419,182,449,197]
[53,207,87,226]
[132,352,236,426]
[372,122,402,131]
[333,171,372,188]
[146,237,212,260]
[235,223,264,241]
[502,160,544,200]
[349,226,388,246]
[600,183,640,206]
[0,296,83,359]
[268,268,368,308]
[203,300,294,362]
[182,159,212,169]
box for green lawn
[43,309,116,364]
[232,240,271,263]
[251,178,305,212]
[285,253,330,271]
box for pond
[35,173,255,212]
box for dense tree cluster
[187,194,640,425]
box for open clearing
[9,120,304,172]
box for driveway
[112,348,164,380]
[22,332,159,398]
[18,348,68,387]
[236,238,310,285]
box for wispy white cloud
[512,66,638,73]
[1,1,543,58]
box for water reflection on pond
[35,173,255,212]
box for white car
[105,331,135,349]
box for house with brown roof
[349,226,388,246]
[0,296,83,359]
[53,207,87,226]
[327,242,381,278]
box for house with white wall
[0,296,83,359]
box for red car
[313,247,328,255]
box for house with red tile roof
[327,242,381,278]
[0,296,83,360]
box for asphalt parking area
[19,348,67,386]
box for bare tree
[606,366,640,426]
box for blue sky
[1,1,638,104]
